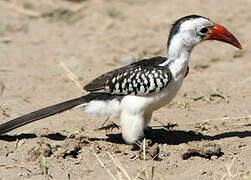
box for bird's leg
[126,113,153,151]
[120,110,145,144]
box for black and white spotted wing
[84,56,173,96]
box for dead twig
[143,138,146,161]
[133,153,159,180]
[108,152,132,180]
[59,61,83,89]
[91,145,117,180]
[225,157,239,179]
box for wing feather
[84,56,172,96]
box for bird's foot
[131,139,143,151]
[131,127,152,151]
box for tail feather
[0,96,87,135]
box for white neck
[160,33,195,80]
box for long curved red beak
[206,24,242,49]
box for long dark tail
[0,96,87,135]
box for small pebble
[148,143,159,158]
[75,160,80,165]
[121,56,136,64]
[211,155,218,160]
[160,152,170,157]
[200,170,207,175]
[42,143,53,157]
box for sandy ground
[0,0,250,179]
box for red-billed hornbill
[0,15,242,144]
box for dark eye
[199,27,209,34]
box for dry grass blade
[133,164,149,180]
[143,138,146,161]
[59,61,83,89]
[133,153,159,180]
[108,152,132,180]
[91,145,117,180]
[219,157,240,180]
[225,157,239,178]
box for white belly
[120,77,184,115]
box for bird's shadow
[104,128,251,145]
[0,128,250,145]
[0,132,67,142]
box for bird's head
[167,15,242,51]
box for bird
[0,15,242,144]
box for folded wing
[84,56,173,96]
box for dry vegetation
[0,0,250,179]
